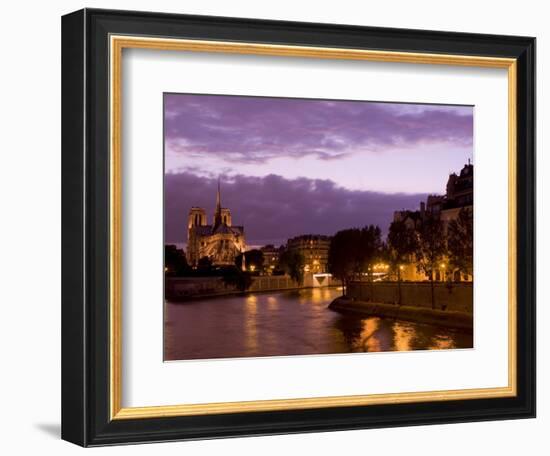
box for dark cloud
[164,94,473,166]
[165,172,427,246]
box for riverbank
[329,297,473,331]
[167,284,307,302]
[166,275,339,301]
[348,281,473,313]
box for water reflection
[164,287,473,361]
[244,295,258,354]
[393,321,413,352]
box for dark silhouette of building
[445,160,473,208]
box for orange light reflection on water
[393,321,414,352]
[244,295,258,353]
[429,335,455,350]
[362,318,381,352]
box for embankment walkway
[329,297,473,331]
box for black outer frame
[61,8,536,447]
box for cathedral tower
[221,208,232,226]
[188,207,206,229]
[187,207,207,266]
[186,180,246,267]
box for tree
[221,266,253,292]
[327,226,383,297]
[197,256,213,274]
[235,249,264,274]
[447,207,473,280]
[415,213,447,309]
[359,225,383,283]
[278,250,305,285]
[327,228,362,296]
[387,220,419,305]
[164,244,190,276]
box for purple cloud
[164,94,473,166]
[165,172,428,246]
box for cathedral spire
[213,177,223,231]
[216,178,221,212]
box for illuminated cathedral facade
[186,182,246,267]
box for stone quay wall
[166,274,339,300]
[347,281,473,313]
[248,275,300,293]
[329,298,473,330]
[165,277,227,299]
[166,275,301,300]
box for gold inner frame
[109,35,517,420]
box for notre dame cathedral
[187,181,246,267]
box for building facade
[286,234,331,274]
[440,161,473,237]
[392,162,473,282]
[260,244,282,274]
[446,161,473,207]
[187,182,246,267]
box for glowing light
[362,319,381,352]
[393,322,413,351]
[244,296,258,353]
[429,336,454,350]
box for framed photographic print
[61,8,536,446]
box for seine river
[164,287,473,361]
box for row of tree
[224,249,307,292]
[164,244,306,293]
[166,208,472,304]
[327,208,473,309]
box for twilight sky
[164,93,473,246]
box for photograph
[57,5,537,447]
[163,93,474,361]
